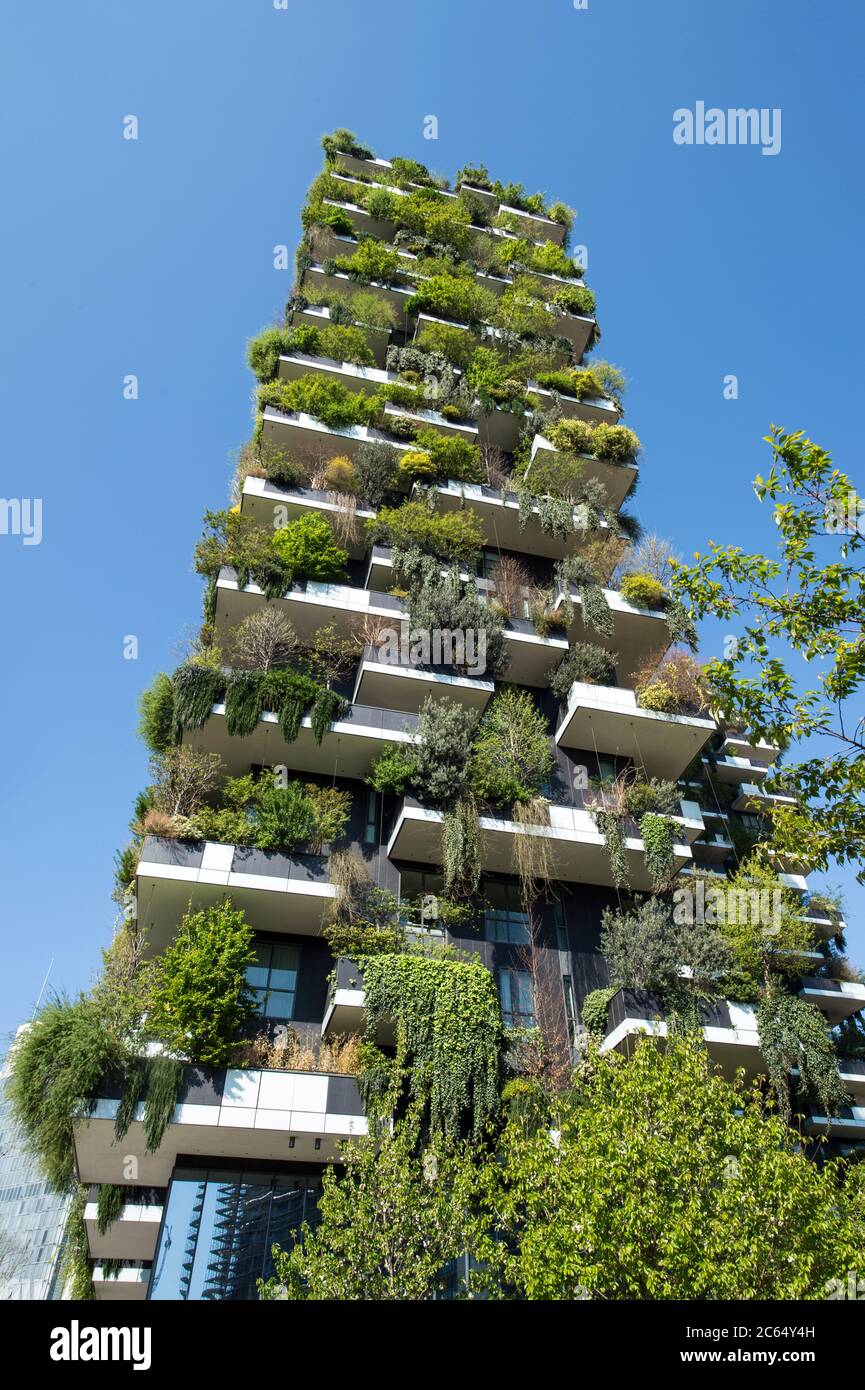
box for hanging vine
[359,953,503,1142]
[756,987,849,1124]
[640,812,676,891]
[592,810,629,889]
[512,797,554,909]
[555,555,614,637]
[441,796,481,898]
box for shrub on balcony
[412,426,482,483]
[147,902,257,1067]
[301,283,398,333]
[367,742,418,797]
[397,548,509,680]
[415,320,477,370]
[546,418,639,464]
[410,695,477,806]
[549,283,596,317]
[368,500,484,565]
[333,239,403,285]
[194,508,294,598]
[601,898,730,1000]
[398,448,438,481]
[406,274,498,329]
[470,690,553,809]
[320,455,358,493]
[623,777,681,819]
[555,554,614,637]
[253,778,317,852]
[271,512,349,582]
[639,812,678,891]
[718,860,816,1003]
[352,440,400,506]
[619,571,667,610]
[259,374,373,430]
[321,128,374,164]
[359,952,503,1141]
[550,641,617,701]
[633,648,711,716]
[534,367,606,400]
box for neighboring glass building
[0,1028,70,1300]
[149,1164,323,1300]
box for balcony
[183,700,418,781]
[260,405,414,467]
[732,783,797,813]
[213,569,404,646]
[85,1196,163,1263]
[797,977,865,1023]
[322,957,367,1038]
[529,434,637,512]
[430,479,610,561]
[552,585,672,687]
[387,797,701,891]
[333,149,395,179]
[287,301,391,366]
[527,379,620,427]
[353,645,494,716]
[721,733,779,767]
[240,477,374,558]
[703,752,773,785]
[74,1066,368,1187]
[135,837,337,951]
[92,1265,150,1302]
[303,263,415,320]
[555,680,715,779]
[277,350,401,396]
[600,990,765,1077]
[498,203,566,247]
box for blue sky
[1,0,862,1036]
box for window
[246,943,299,1020]
[484,881,530,944]
[363,789,379,845]
[562,974,577,1042]
[399,870,444,928]
[498,967,535,1030]
[553,900,568,952]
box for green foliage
[367,742,418,796]
[592,810,628,890]
[333,239,402,285]
[141,1057,185,1153]
[61,1187,95,1299]
[673,426,865,881]
[411,695,477,806]
[719,860,816,1001]
[251,322,376,379]
[397,549,509,680]
[580,987,617,1036]
[551,642,617,701]
[441,797,482,899]
[756,987,850,1123]
[320,128,374,163]
[254,778,317,852]
[556,554,613,637]
[137,673,175,753]
[407,274,498,328]
[535,368,605,399]
[171,663,224,732]
[360,953,503,1141]
[353,441,401,506]
[6,997,121,1193]
[475,1033,865,1299]
[546,418,639,463]
[470,690,553,807]
[415,320,477,369]
[601,897,731,999]
[412,426,481,483]
[368,499,484,565]
[620,571,668,610]
[624,777,681,818]
[147,902,256,1067]
[259,1122,477,1301]
[194,507,293,596]
[639,813,677,891]
[271,512,348,582]
[247,325,293,381]
[306,783,351,850]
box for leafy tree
[271,512,348,583]
[149,746,222,820]
[674,426,865,880]
[601,897,730,999]
[411,695,477,806]
[470,689,553,806]
[368,500,484,565]
[717,858,816,1001]
[259,1122,477,1301]
[137,673,175,753]
[253,778,316,852]
[147,902,256,1066]
[475,1033,865,1299]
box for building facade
[0,1029,70,1300]
[70,133,863,1299]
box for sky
[0,0,862,1038]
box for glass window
[562,974,577,1042]
[246,943,299,1020]
[553,900,568,952]
[363,789,379,844]
[484,881,530,944]
[498,967,535,1030]
[399,871,444,928]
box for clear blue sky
[1,0,862,1037]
